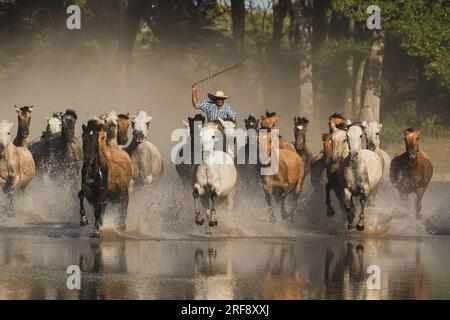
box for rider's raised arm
[192,83,199,109]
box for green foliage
[314,38,369,66]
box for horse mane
[64,109,78,119]
[348,121,363,128]
[118,113,130,120]
[335,122,348,130]
[20,106,32,113]
[265,111,277,118]
[294,116,309,126]
[405,127,415,134]
[329,112,345,120]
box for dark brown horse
[79,119,133,238]
[293,116,312,176]
[13,105,33,148]
[310,133,332,195]
[390,128,433,219]
[328,113,347,133]
[117,113,130,146]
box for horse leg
[209,191,218,227]
[192,189,204,226]
[326,183,335,217]
[415,187,426,219]
[78,191,89,226]
[117,192,129,232]
[263,185,275,222]
[290,191,301,222]
[4,193,14,217]
[356,194,367,232]
[343,188,355,229]
[91,201,102,238]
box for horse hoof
[80,217,89,227]
[195,218,204,226]
[90,231,100,238]
[347,223,354,230]
[356,224,365,232]
[209,220,217,228]
[327,207,335,217]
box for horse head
[331,126,348,163]
[322,133,332,161]
[244,114,259,131]
[404,128,421,160]
[131,111,152,144]
[199,122,220,152]
[347,123,364,160]
[328,112,346,133]
[82,119,102,163]
[261,111,280,129]
[185,114,206,136]
[0,121,14,157]
[44,113,63,138]
[293,116,309,152]
[362,121,382,151]
[14,105,33,138]
[99,111,119,144]
[62,109,78,142]
[117,113,130,145]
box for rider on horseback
[191,84,237,121]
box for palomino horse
[338,123,382,231]
[79,119,133,237]
[176,114,206,185]
[390,128,433,219]
[125,111,163,187]
[326,124,349,217]
[293,116,312,176]
[117,113,130,146]
[13,105,33,148]
[310,133,332,195]
[258,126,305,221]
[362,121,391,191]
[260,111,296,152]
[0,121,35,215]
[193,121,237,227]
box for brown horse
[258,127,305,221]
[13,105,33,148]
[293,116,312,176]
[260,111,296,152]
[78,119,133,238]
[117,113,130,146]
[310,133,332,195]
[390,128,433,219]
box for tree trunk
[272,0,290,55]
[361,30,384,122]
[343,17,354,118]
[354,58,366,120]
[294,0,314,120]
[231,0,245,57]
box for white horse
[125,111,163,187]
[193,122,237,227]
[362,121,391,182]
[218,118,237,158]
[338,124,382,231]
[0,121,35,215]
[43,113,62,137]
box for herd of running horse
[0,106,433,237]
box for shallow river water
[0,181,449,300]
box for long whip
[194,62,244,85]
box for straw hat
[208,90,229,100]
